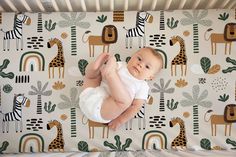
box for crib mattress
[0,9,236,154]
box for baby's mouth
[133,66,139,73]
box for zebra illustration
[0,94,30,133]
[0,13,31,51]
[123,11,153,49]
[125,95,153,130]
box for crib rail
[0,0,236,12]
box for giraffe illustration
[47,120,64,152]
[170,36,187,76]
[169,117,187,150]
[47,38,65,78]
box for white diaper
[79,87,111,123]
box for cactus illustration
[104,135,132,151]
[78,59,88,76]
[114,54,131,63]
[114,54,121,62]
[44,19,56,31]
[226,138,236,149]
[167,17,179,29]
[0,141,9,154]
[218,12,229,21]
[167,99,179,111]
[218,94,229,102]
[126,57,131,63]
[96,14,107,23]
[44,101,56,113]
[78,141,89,152]
[0,59,14,79]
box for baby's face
[127,49,162,80]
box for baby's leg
[101,57,132,112]
[83,53,109,89]
[100,96,128,120]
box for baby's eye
[137,57,142,61]
[145,65,150,69]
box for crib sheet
[0,10,236,154]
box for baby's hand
[108,118,122,131]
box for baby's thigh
[100,96,127,120]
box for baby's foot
[101,56,117,80]
[93,53,110,70]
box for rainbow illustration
[19,51,45,72]
[19,133,44,153]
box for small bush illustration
[78,59,88,76]
[104,135,132,151]
[218,12,229,21]
[96,15,107,23]
[218,94,229,102]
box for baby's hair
[143,47,163,69]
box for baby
[79,47,163,130]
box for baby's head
[127,47,163,80]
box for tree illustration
[28,81,52,114]
[180,85,212,135]
[180,10,212,53]
[58,87,80,137]
[58,12,90,55]
[151,78,175,112]
[37,13,43,32]
[159,10,165,30]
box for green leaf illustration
[200,57,211,73]
[78,141,89,152]
[200,138,211,150]
[78,59,88,76]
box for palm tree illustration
[180,10,212,53]
[58,12,90,56]
[28,81,52,114]
[180,85,212,135]
[58,87,80,137]
[151,78,174,112]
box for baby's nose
[138,62,143,68]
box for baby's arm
[108,99,145,131]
